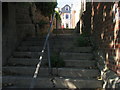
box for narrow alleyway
[2,29,102,89]
[2,1,120,89]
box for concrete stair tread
[55,68,100,78]
[26,35,79,40]
[64,59,95,61]
[3,66,100,78]
[3,66,98,70]
[3,67,54,77]
[17,46,43,52]
[21,41,45,46]
[7,58,47,66]
[54,76,101,81]
[53,29,74,34]
[54,77,102,88]
[13,51,44,58]
[17,45,83,52]
[56,76,99,80]
[21,40,75,46]
[25,35,82,42]
[63,47,92,53]
[3,76,102,88]
[13,51,42,54]
[3,76,53,88]
[61,52,93,55]
[57,67,99,71]
[61,52,93,60]
[64,60,96,68]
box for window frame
[66,14,69,19]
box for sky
[57,0,81,24]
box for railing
[29,12,56,89]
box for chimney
[71,4,73,9]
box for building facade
[60,5,76,28]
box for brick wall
[91,2,120,76]
[82,2,120,88]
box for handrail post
[47,18,53,75]
[47,39,52,75]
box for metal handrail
[29,12,56,89]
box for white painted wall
[61,13,71,28]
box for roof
[61,4,71,13]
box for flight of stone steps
[2,33,103,89]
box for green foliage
[81,32,90,37]
[76,36,90,47]
[50,53,65,68]
[38,20,48,28]
[55,11,61,20]
[35,2,57,17]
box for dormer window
[66,7,68,11]
[65,6,69,11]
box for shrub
[76,35,90,47]
[38,20,48,28]
[35,2,57,17]
[50,53,65,68]
[80,32,90,37]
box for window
[65,7,69,11]
[66,14,69,19]
[66,7,68,11]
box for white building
[60,4,76,28]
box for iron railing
[29,12,56,89]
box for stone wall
[2,3,35,65]
[2,2,55,65]
[82,2,120,88]
[16,3,35,38]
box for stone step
[22,39,75,43]
[17,45,76,52]
[21,40,75,46]
[61,52,93,60]
[3,67,55,77]
[7,58,97,69]
[54,77,102,88]
[51,34,80,37]
[64,60,96,68]
[3,67,99,78]
[3,76,53,88]
[13,52,45,58]
[17,46,43,52]
[57,68,100,78]
[53,29,74,34]
[21,41,44,46]
[25,35,80,41]
[63,47,92,53]
[7,58,47,66]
